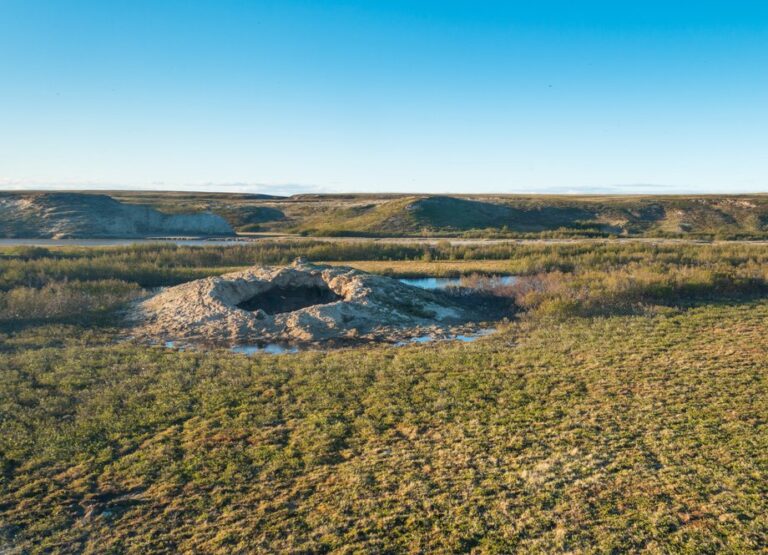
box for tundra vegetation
[1,240,768,552]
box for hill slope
[6,192,768,239]
[0,193,234,238]
[277,196,634,236]
[272,195,768,238]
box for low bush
[0,280,142,322]
[508,263,768,317]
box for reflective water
[395,328,496,346]
[232,328,497,354]
[165,340,298,355]
[398,275,516,290]
[0,237,257,247]
[166,328,495,355]
[231,344,300,355]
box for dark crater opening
[237,284,343,315]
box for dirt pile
[133,262,505,346]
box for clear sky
[0,0,766,195]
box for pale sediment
[132,262,507,347]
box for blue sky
[0,0,766,194]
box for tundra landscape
[2,192,768,552]
[7,190,768,240]
[3,1,767,552]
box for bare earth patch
[132,261,505,347]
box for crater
[133,262,513,347]
[237,283,342,315]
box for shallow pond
[394,328,496,346]
[166,340,300,355]
[227,328,497,355]
[231,344,300,355]
[398,275,516,290]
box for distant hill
[0,193,234,238]
[274,194,768,238]
[405,196,596,231]
[280,196,603,235]
[107,191,287,233]
[7,191,768,239]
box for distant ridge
[7,191,768,239]
[268,194,768,238]
[0,192,234,238]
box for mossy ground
[2,299,767,552]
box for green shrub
[0,280,141,322]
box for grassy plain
[2,240,768,552]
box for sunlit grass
[2,244,768,552]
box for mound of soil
[132,261,509,347]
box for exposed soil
[132,261,512,348]
[0,192,233,238]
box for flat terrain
[2,240,768,552]
[3,300,768,552]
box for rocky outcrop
[133,262,500,346]
[0,192,233,238]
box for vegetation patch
[2,301,768,552]
[3,240,768,552]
